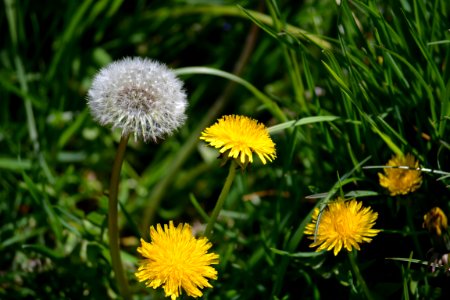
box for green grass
[1,0,449,299]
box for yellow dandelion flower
[304,199,380,256]
[378,153,422,196]
[423,207,448,237]
[135,221,219,300]
[200,115,276,165]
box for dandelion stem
[108,134,131,300]
[204,160,237,239]
[405,198,423,257]
[348,251,373,300]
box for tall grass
[1,0,449,299]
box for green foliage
[1,0,449,299]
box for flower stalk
[200,115,276,239]
[108,134,131,300]
[87,57,188,299]
[204,160,237,239]
[348,251,374,300]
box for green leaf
[270,248,325,258]
[344,190,379,198]
[175,66,287,122]
[22,173,63,243]
[22,244,65,260]
[58,109,89,149]
[268,116,340,134]
[0,157,32,171]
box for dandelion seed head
[87,57,187,142]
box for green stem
[204,161,237,239]
[348,251,373,300]
[108,134,131,300]
[405,198,423,257]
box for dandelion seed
[135,221,219,300]
[378,153,422,196]
[304,198,380,256]
[87,57,187,142]
[200,115,276,166]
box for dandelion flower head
[135,221,219,299]
[304,198,380,256]
[87,57,187,142]
[378,153,422,196]
[423,207,448,237]
[200,115,276,165]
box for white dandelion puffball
[87,57,187,142]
